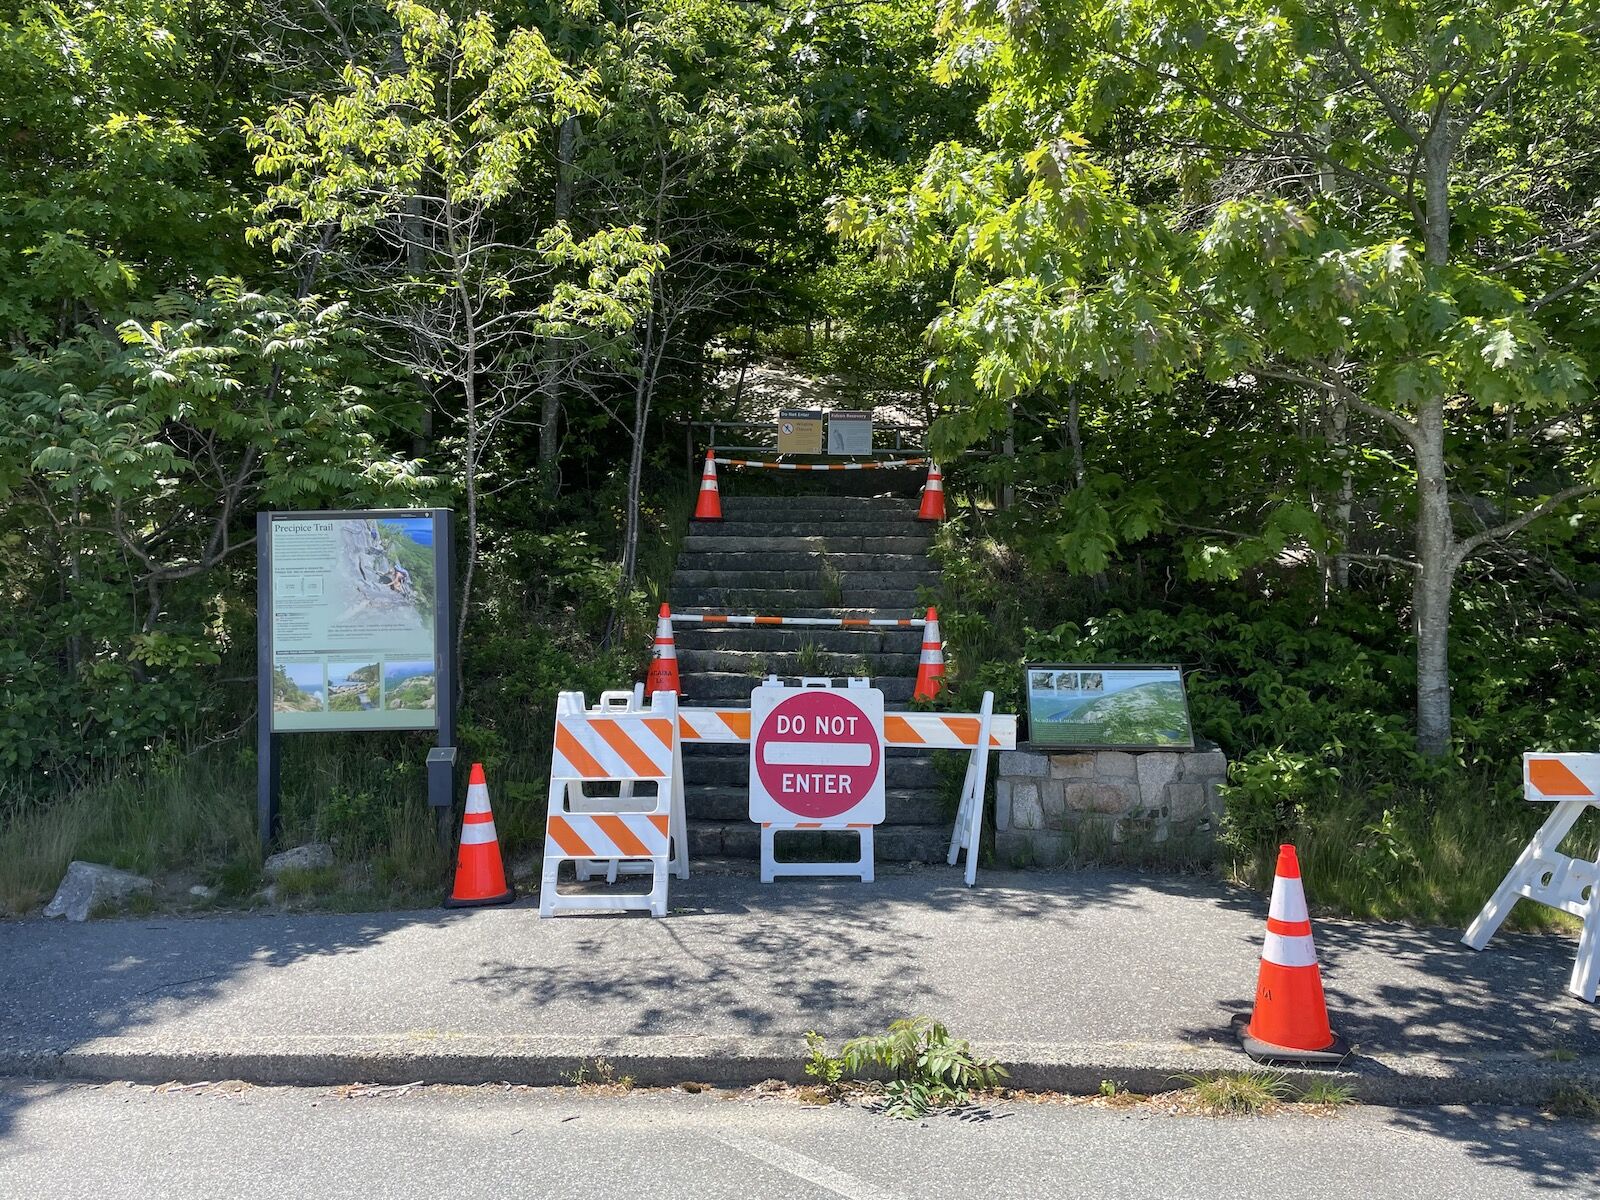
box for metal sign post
[256,508,457,851]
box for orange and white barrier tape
[678,706,1016,749]
[671,613,926,628]
[1464,753,1600,1001]
[710,456,928,470]
[540,690,687,918]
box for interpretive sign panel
[749,681,885,823]
[265,512,450,731]
[827,410,873,455]
[777,408,824,454]
[1024,663,1194,750]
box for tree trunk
[1411,103,1456,755]
[1412,400,1456,756]
[538,116,578,495]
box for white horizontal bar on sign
[760,742,874,767]
[670,614,926,627]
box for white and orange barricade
[1464,753,1600,1001]
[677,690,1017,887]
[539,690,688,918]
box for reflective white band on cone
[460,821,499,845]
[1268,876,1310,923]
[1262,931,1319,968]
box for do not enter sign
[749,682,886,824]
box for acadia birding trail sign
[256,509,457,848]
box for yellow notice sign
[776,408,824,454]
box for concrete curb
[5,1035,1599,1106]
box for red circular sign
[754,691,882,820]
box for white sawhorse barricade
[679,688,1017,887]
[1464,753,1600,1001]
[539,690,688,918]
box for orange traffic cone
[1236,844,1347,1062]
[917,462,945,521]
[694,450,722,521]
[444,763,515,908]
[913,607,945,702]
[645,602,680,696]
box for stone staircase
[668,489,952,862]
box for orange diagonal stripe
[719,711,751,740]
[756,615,782,624]
[649,814,670,836]
[642,717,674,750]
[593,719,665,778]
[594,814,651,857]
[1529,757,1593,798]
[555,723,606,779]
[942,717,980,745]
[547,815,596,857]
[884,715,922,744]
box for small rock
[258,884,280,905]
[263,843,334,878]
[189,884,217,900]
[43,862,153,922]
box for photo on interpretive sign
[272,662,326,714]
[1024,664,1193,750]
[383,660,437,712]
[266,512,443,732]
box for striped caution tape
[671,614,926,628]
[677,707,1016,749]
[710,457,928,470]
[553,714,675,780]
[546,812,672,859]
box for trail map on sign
[268,514,440,732]
[749,683,885,823]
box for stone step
[684,749,942,788]
[678,648,922,677]
[680,672,918,704]
[685,787,949,825]
[672,588,934,610]
[683,535,934,555]
[672,569,940,591]
[673,626,923,654]
[687,821,952,863]
[676,552,933,573]
[716,496,920,516]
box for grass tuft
[1545,1085,1600,1121]
[1297,1078,1356,1106]
[1179,1070,1292,1116]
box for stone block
[1063,780,1138,815]
[1134,753,1182,799]
[1049,754,1097,779]
[999,750,1049,778]
[43,862,153,922]
[1040,780,1067,828]
[1011,781,1044,830]
[1166,781,1208,822]
[1183,748,1228,780]
[1094,751,1136,778]
[994,779,1012,831]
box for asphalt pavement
[2,1080,1597,1199]
[2,867,1597,1102]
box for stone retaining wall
[993,744,1229,867]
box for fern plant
[840,1017,1007,1118]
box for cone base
[443,885,516,909]
[1232,1013,1348,1064]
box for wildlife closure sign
[827,410,873,455]
[749,681,885,823]
[263,511,451,733]
[776,408,824,454]
[1024,663,1194,751]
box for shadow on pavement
[1381,1105,1600,1192]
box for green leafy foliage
[839,1016,1008,1118]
